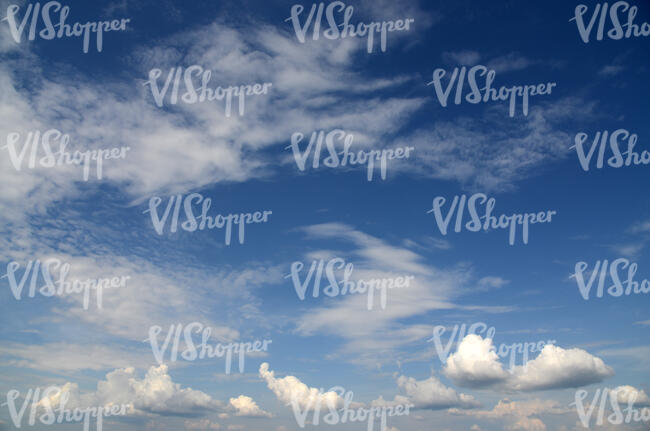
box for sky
[0,0,649,431]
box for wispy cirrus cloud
[400,97,597,192]
[291,223,515,367]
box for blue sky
[0,0,649,431]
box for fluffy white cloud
[228,395,272,418]
[508,344,614,391]
[38,364,222,416]
[443,334,614,391]
[374,373,479,410]
[40,364,270,419]
[259,363,344,411]
[611,386,650,407]
[444,334,510,388]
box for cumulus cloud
[374,373,479,410]
[258,362,477,419]
[611,386,650,407]
[450,399,569,431]
[228,395,272,418]
[37,364,222,416]
[508,344,614,391]
[259,363,344,411]
[444,334,510,388]
[443,334,614,391]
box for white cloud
[38,364,223,416]
[259,363,345,411]
[0,251,242,347]
[450,398,569,431]
[508,344,614,391]
[292,223,484,366]
[375,373,479,410]
[0,18,425,228]
[611,385,650,407]
[228,395,272,418]
[444,334,510,388]
[443,334,614,391]
[477,276,509,290]
[400,97,596,192]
